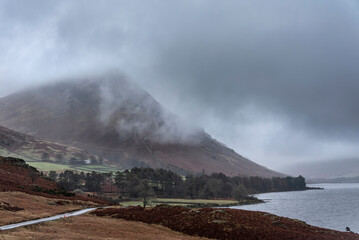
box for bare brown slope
[0,76,284,177]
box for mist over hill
[0,74,284,177]
[283,158,359,180]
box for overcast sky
[1,0,359,171]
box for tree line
[49,167,306,201]
[115,168,305,200]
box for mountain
[283,159,359,180]
[0,125,102,164]
[0,74,284,177]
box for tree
[89,155,98,164]
[85,171,105,192]
[232,185,248,201]
[57,170,82,191]
[49,171,58,181]
[29,171,37,183]
[136,179,154,207]
[115,171,127,196]
[98,155,104,165]
[293,175,306,190]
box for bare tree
[137,179,154,208]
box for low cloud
[97,74,201,144]
[1,1,359,169]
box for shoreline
[118,187,323,209]
[92,205,359,240]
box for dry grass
[0,215,209,240]
[0,192,86,225]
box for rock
[272,220,287,229]
[212,220,228,224]
[213,209,226,214]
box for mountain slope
[0,125,102,164]
[0,156,58,192]
[0,75,284,177]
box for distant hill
[0,125,103,164]
[283,159,359,180]
[0,75,284,177]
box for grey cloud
[1,0,359,168]
[143,1,359,139]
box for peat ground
[93,205,359,240]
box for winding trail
[0,207,98,231]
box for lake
[231,183,359,233]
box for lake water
[231,183,359,233]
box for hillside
[0,156,57,192]
[0,125,104,165]
[0,75,284,177]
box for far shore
[117,196,264,208]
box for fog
[96,74,200,144]
[1,0,359,170]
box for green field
[27,162,71,171]
[25,161,119,173]
[73,165,119,173]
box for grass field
[73,165,119,173]
[26,162,71,171]
[119,198,238,207]
[25,161,120,173]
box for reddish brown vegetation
[0,156,58,191]
[0,201,24,212]
[0,156,109,205]
[93,205,359,240]
[54,200,95,206]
